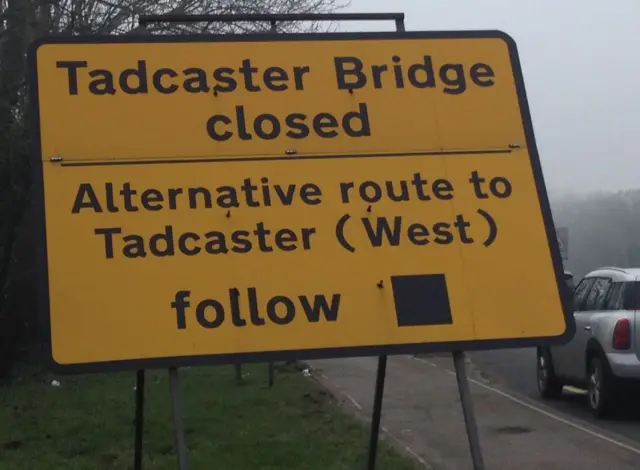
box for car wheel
[587,354,616,419]
[537,348,563,399]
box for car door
[564,276,612,381]
[551,276,596,377]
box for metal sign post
[131,12,409,470]
[133,369,145,470]
[169,368,190,470]
[453,351,485,470]
[366,355,388,470]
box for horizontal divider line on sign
[56,148,516,168]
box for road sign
[28,31,573,373]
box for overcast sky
[337,0,638,196]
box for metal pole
[268,362,275,388]
[134,369,145,470]
[138,12,406,28]
[366,21,402,470]
[169,368,190,470]
[452,351,485,470]
[366,355,388,470]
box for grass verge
[0,362,418,470]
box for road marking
[309,365,430,468]
[344,393,363,410]
[312,370,363,410]
[412,356,640,456]
[381,425,430,468]
[420,359,438,367]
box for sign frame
[28,30,575,374]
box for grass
[0,362,418,470]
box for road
[469,348,640,443]
[310,355,640,470]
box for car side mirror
[563,276,575,311]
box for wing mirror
[563,272,574,311]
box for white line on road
[381,425,430,468]
[344,393,363,410]
[311,369,430,468]
[413,356,640,456]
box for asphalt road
[469,348,640,443]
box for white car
[537,267,640,418]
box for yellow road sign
[28,31,573,373]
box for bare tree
[42,0,350,35]
[0,0,34,377]
[0,0,349,376]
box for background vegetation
[0,0,348,378]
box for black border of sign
[27,29,576,374]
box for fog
[336,0,640,275]
[340,0,639,197]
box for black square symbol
[391,274,453,327]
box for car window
[582,278,602,311]
[573,277,596,311]
[590,278,612,311]
[604,282,625,310]
[623,281,640,310]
